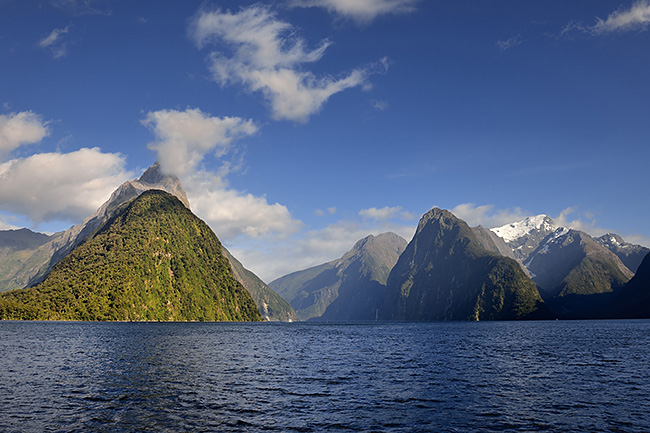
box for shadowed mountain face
[270,232,408,321]
[594,234,649,274]
[607,252,650,318]
[525,229,634,299]
[0,190,262,322]
[384,208,547,321]
[221,247,295,321]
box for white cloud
[0,218,20,231]
[0,148,132,225]
[451,203,650,249]
[371,100,388,111]
[450,203,528,229]
[624,234,650,248]
[142,108,257,177]
[290,0,418,23]
[560,1,650,36]
[360,205,415,221]
[189,5,385,122]
[592,0,650,33]
[496,34,522,51]
[184,170,302,241]
[230,218,416,283]
[0,111,50,158]
[38,25,71,59]
[141,107,300,242]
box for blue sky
[1,0,649,281]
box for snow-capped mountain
[523,228,633,298]
[595,234,649,273]
[490,215,559,261]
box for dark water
[1,320,649,433]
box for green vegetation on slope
[222,247,295,321]
[0,190,262,322]
[385,208,547,321]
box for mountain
[491,215,557,262]
[0,228,51,252]
[0,190,262,321]
[221,247,295,321]
[594,233,649,273]
[607,252,650,318]
[0,229,52,292]
[524,228,634,299]
[0,162,289,320]
[0,163,191,293]
[384,208,547,321]
[270,232,408,321]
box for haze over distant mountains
[270,232,407,321]
[271,210,649,321]
[0,161,648,322]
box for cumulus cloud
[359,205,415,221]
[450,203,528,228]
[290,0,418,23]
[39,25,71,59]
[0,148,132,225]
[142,108,258,177]
[189,5,385,122]
[140,107,300,241]
[183,170,302,241]
[0,111,49,158]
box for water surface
[1,320,648,432]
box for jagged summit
[595,233,650,273]
[104,162,190,211]
[491,215,557,244]
[491,215,559,262]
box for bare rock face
[270,232,408,321]
[525,228,634,299]
[594,233,649,274]
[491,215,558,262]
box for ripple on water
[1,320,650,432]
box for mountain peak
[138,161,166,184]
[134,161,190,208]
[385,207,546,321]
[491,214,557,244]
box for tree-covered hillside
[0,190,262,322]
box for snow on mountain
[490,215,557,244]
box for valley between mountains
[1,163,648,321]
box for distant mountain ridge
[594,233,649,273]
[490,215,646,318]
[270,232,407,321]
